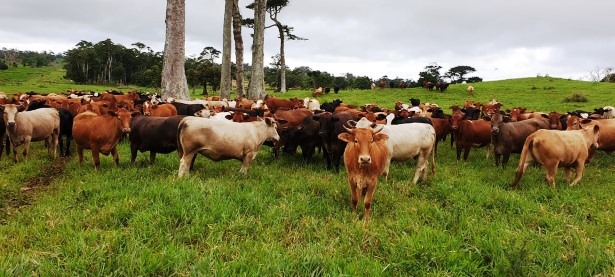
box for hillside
[1,66,615,275]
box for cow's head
[541,112,563,130]
[487,112,509,135]
[338,126,388,166]
[1,104,26,130]
[262,117,280,142]
[450,111,466,130]
[109,108,139,133]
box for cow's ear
[541,114,549,118]
[580,119,593,124]
[503,116,511,123]
[593,125,600,133]
[17,105,26,112]
[225,114,233,120]
[0,105,4,111]
[107,110,118,116]
[376,113,387,120]
[277,119,288,125]
[131,111,141,117]
[373,133,389,142]
[505,109,511,113]
[331,117,340,123]
[337,132,353,143]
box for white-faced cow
[1,104,60,163]
[511,125,600,188]
[177,117,280,176]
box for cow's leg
[363,181,377,221]
[456,147,462,160]
[112,146,119,166]
[178,152,196,177]
[130,143,138,163]
[52,133,59,159]
[240,151,256,174]
[333,151,343,173]
[12,143,18,163]
[485,144,491,159]
[77,145,84,164]
[149,152,156,165]
[381,159,391,182]
[22,137,31,160]
[564,167,573,184]
[502,153,511,169]
[495,154,501,167]
[463,146,471,161]
[511,157,533,188]
[570,162,585,187]
[92,148,101,169]
[544,161,558,188]
[65,135,71,157]
[349,179,359,213]
[59,135,65,157]
[413,152,428,184]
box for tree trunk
[247,0,267,100]
[161,0,190,100]
[220,0,233,100]
[272,19,286,93]
[232,0,244,98]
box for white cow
[1,104,60,162]
[603,106,615,119]
[351,117,436,184]
[303,98,321,111]
[177,117,280,176]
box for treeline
[0,48,61,70]
[4,38,485,92]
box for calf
[338,126,389,221]
[283,116,322,161]
[450,111,491,161]
[353,117,436,184]
[488,113,549,168]
[130,115,187,164]
[73,109,139,168]
[177,117,280,176]
[511,125,600,188]
[1,104,60,162]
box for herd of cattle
[0,90,613,219]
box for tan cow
[511,125,600,188]
[0,104,60,162]
[338,126,389,220]
[177,117,280,176]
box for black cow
[170,102,207,116]
[409,98,420,107]
[314,111,356,172]
[439,82,450,92]
[129,115,187,164]
[333,86,340,94]
[320,99,343,113]
[283,116,321,161]
[324,87,331,94]
[391,116,433,125]
[58,108,74,157]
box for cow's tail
[177,117,189,159]
[511,136,534,188]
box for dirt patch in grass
[0,157,68,223]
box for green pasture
[1,66,615,275]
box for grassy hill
[1,67,615,275]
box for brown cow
[72,108,139,168]
[450,111,491,161]
[511,125,600,188]
[487,112,549,168]
[541,112,566,130]
[338,126,389,221]
[264,95,304,113]
[143,102,178,117]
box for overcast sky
[2,0,614,81]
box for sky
[2,0,614,82]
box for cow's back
[384,123,435,161]
[15,108,59,141]
[131,115,186,153]
[498,118,548,153]
[73,112,120,153]
[528,130,586,165]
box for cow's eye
[354,139,358,144]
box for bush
[0,60,8,70]
[563,92,588,102]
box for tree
[247,0,267,100]
[0,60,8,70]
[232,0,245,97]
[467,76,483,83]
[417,62,442,85]
[352,76,373,90]
[444,65,476,84]
[220,0,233,100]
[587,66,614,82]
[161,0,190,100]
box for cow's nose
[318,131,325,136]
[144,112,150,116]
[550,124,558,129]
[122,128,131,133]
[359,155,371,164]
[7,122,15,127]
[491,127,499,133]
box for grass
[1,67,615,275]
